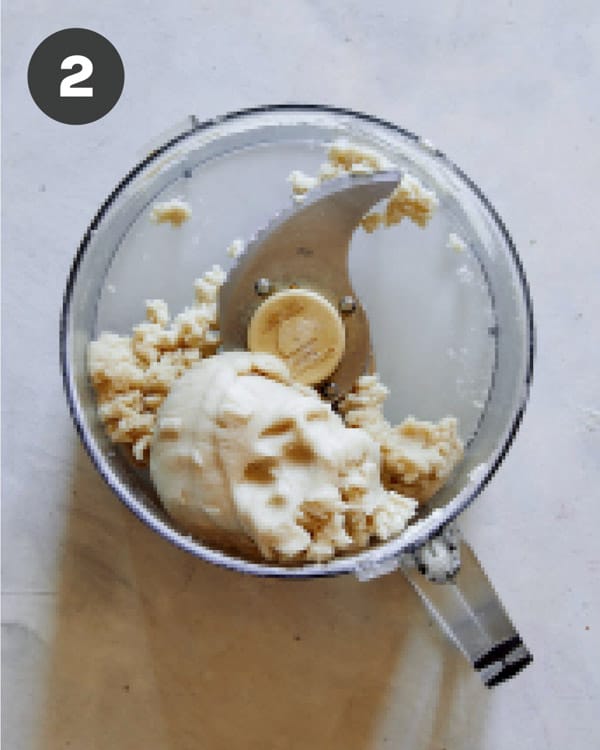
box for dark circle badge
[28,28,124,125]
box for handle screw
[339,295,357,313]
[254,278,272,296]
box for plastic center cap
[247,288,346,385]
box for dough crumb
[150,198,192,227]
[447,232,467,253]
[362,173,439,230]
[287,170,319,198]
[318,162,342,181]
[340,374,464,503]
[226,238,245,259]
[145,299,169,327]
[360,213,382,234]
[88,265,226,462]
[327,138,395,173]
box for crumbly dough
[361,173,439,232]
[286,138,438,231]
[150,351,417,563]
[327,138,395,173]
[150,198,192,227]
[88,265,226,462]
[340,374,463,503]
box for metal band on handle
[400,529,533,687]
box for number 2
[60,55,93,97]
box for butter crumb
[287,170,319,200]
[226,238,245,259]
[145,299,170,327]
[360,212,383,234]
[447,232,467,253]
[381,173,439,228]
[327,138,394,172]
[150,198,192,227]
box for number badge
[28,28,124,124]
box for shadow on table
[38,443,489,750]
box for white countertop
[2,2,599,748]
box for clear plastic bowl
[60,105,534,578]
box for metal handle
[400,527,533,687]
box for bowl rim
[59,103,536,579]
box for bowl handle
[399,524,533,687]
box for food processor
[60,105,535,687]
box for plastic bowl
[60,104,534,578]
